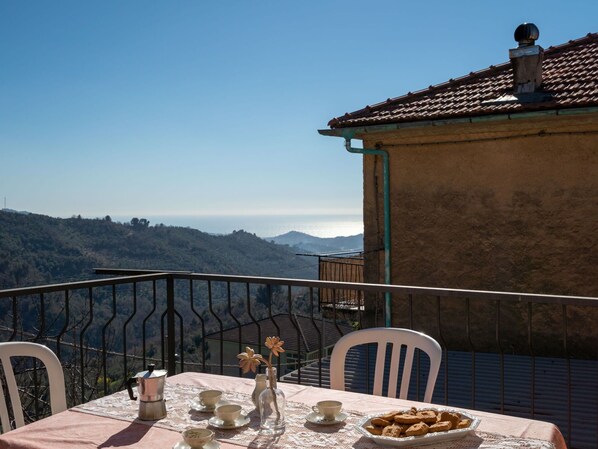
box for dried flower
[237,336,285,372]
[265,336,285,357]
[237,346,263,373]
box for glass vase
[258,367,285,435]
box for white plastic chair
[329,327,442,402]
[0,342,67,432]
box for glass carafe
[258,367,285,435]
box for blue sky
[1,1,597,219]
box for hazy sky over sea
[1,1,596,218]
[111,214,364,238]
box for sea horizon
[110,214,364,239]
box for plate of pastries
[356,407,480,447]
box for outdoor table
[0,372,566,449]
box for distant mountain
[0,211,317,289]
[266,231,363,254]
[1,208,30,215]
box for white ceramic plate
[208,415,250,429]
[173,440,220,449]
[306,411,348,426]
[189,399,229,413]
[356,408,480,447]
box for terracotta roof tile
[328,33,598,129]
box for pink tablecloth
[0,372,567,449]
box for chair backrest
[0,342,67,432]
[329,327,442,402]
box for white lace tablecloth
[72,381,555,449]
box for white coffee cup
[215,404,242,425]
[182,427,214,449]
[312,400,342,420]
[199,389,222,408]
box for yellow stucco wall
[361,113,598,300]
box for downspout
[343,137,392,327]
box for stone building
[320,26,598,306]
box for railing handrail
[0,272,169,298]
[2,268,598,308]
[174,272,598,308]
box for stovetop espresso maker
[126,364,167,420]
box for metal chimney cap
[514,23,539,47]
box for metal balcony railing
[0,269,597,448]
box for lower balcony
[0,269,596,448]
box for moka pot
[126,364,167,420]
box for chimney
[481,23,552,105]
[509,23,543,94]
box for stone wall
[362,113,598,296]
[359,113,598,354]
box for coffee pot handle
[126,377,138,400]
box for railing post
[166,275,176,375]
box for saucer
[173,440,219,449]
[208,415,250,429]
[306,411,348,425]
[190,399,228,413]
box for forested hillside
[0,211,316,289]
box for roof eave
[319,106,598,139]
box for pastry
[365,425,384,435]
[457,418,472,429]
[416,410,438,424]
[379,410,401,421]
[382,424,405,438]
[405,422,429,436]
[394,413,421,424]
[364,408,473,439]
[437,411,460,427]
[429,420,452,432]
[371,417,392,427]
